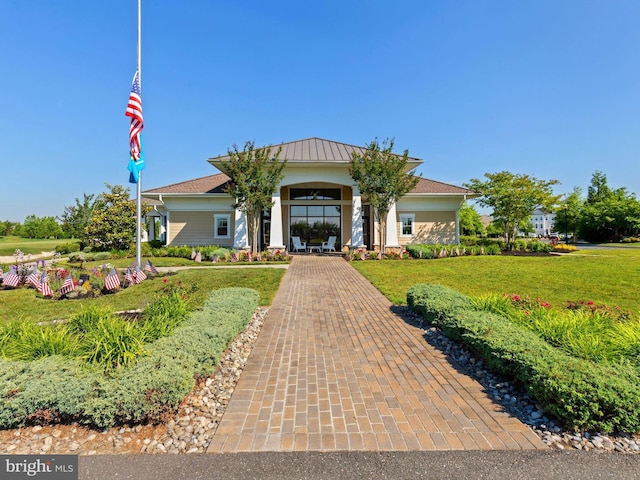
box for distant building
[531,208,556,236]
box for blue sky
[1,0,638,222]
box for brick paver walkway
[207,255,546,452]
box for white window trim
[214,214,231,239]
[399,213,415,237]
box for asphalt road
[80,451,640,480]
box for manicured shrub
[0,287,259,428]
[92,252,111,261]
[55,242,81,254]
[406,284,474,329]
[407,283,640,433]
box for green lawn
[0,267,285,324]
[0,236,68,256]
[351,252,640,313]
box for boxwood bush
[0,287,259,428]
[407,283,640,434]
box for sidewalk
[207,255,545,452]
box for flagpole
[135,0,142,268]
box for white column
[234,208,248,249]
[269,191,285,249]
[165,212,171,245]
[351,186,364,248]
[385,202,399,248]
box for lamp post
[564,206,569,245]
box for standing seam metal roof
[207,137,422,163]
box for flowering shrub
[474,293,638,365]
[149,245,291,263]
[566,299,631,321]
[553,244,577,253]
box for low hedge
[407,283,640,433]
[0,287,259,429]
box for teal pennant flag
[128,140,145,184]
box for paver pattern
[208,255,545,452]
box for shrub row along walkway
[207,255,545,452]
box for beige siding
[169,211,234,246]
[397,211,456,245]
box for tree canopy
[21,215,63,239]
[59,193,96,247]
[458,202,485,236]
[349,138,419,251]
[578,171,640,242]
[221,141,287,253]
[86,184,141,251]
[465,171,559,248]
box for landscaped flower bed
[407,283,640,434]
[0,287,259,428]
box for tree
[86,184,141,251]
[465,171,560,249]
[578,172,640,242]
[349,138,419,252]
[59,193,96,245]
[21,215,63,239]
[552,187,583,241]
[220,141,287,254]
[0,220,19,237]
[458,202,485,236]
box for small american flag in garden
[144,260,158,275]
[105,268,121,291]
[124,268,135,286]
[3,266,20,287]
[125,70,144,160]
[133,265,147,283]
[26,267,40,288]
[191,249,196,260]
[59,272,75,295]
[211,254,218,263]
[360,250,366,261]
[194,251,202,262]
[38,272,53,297]
[377,250,382,260]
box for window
[400,214,414,237]
[290,188,341,200]
[214,214,231,239]
[290,205,340,243]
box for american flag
[144,260,158,275]
[105,268,121,291]
[125,70,144,160]
[59,272,75,295]
[211,254,218,263]
[26,267,40,288]
[194,251,201,263]
[133,265,147,284]
[377,250,382,260]
[2,266,20,287]
[191,248,196,260]
[38,272,53,297]
[124,268,135,286]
